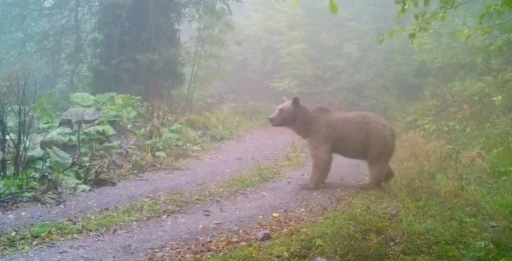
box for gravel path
[0,127,368,261]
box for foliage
[0,0,249,209]
[390,0,512,50]
[319,0,512,52]
[0,71,41,192]
[1,86,266,207]
[180,102,267,140]
[68,92,144,123]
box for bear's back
[312,110,395,160]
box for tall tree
[91,0,184,103]
[91,0,240,104]
[0,0,98,95]
[183,2,236,110]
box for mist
[0,0,511,260]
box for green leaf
[60,176,91,194]
[27,147,45,160]
[114,94,138,108]
[492,95,502,105]
[457,29,470,39]
[102,125,117,136]
[328,0,339,14]
[27,134,45,159]
[69,93,96,108]
[163,123,184,143]
[97,142,121,153]
[46,146,73,173]
[95,92,117,105]
[62,108,102,124]
[34,92,57,124]
[164,132,181,142]
[76,184,92,193]
[155,151,167,158]
[28,160,44,169]
[408,32,417,41]
[377,35,385,44]
[168,123,183,134]
[45,127,73,145]
[83,125,117,136]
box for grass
[180,102,269,141]
[196,141,307,200]
[205,131,512,261]
[0,191,188,254]
[0,141,307,255]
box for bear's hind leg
[360,160,389,190]
[383,166,394,183]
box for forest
[0,0,511,260]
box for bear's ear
[292,96,300,107]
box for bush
[0,89,268,207]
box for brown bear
[267,96,396,190]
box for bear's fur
[267,96,396,190]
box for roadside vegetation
[207,129,512,260]
[0,86,267,208]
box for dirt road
[0,127,367,261]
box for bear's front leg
[300,143,332,190]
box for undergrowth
[0,91,268,208]
[207,120,512,261]
[180,101,268,141]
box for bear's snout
[268,116,280,126]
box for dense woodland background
[0,0,511,259]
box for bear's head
[267,96,301,127]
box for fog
[0,0,505,115]
[0,0,511,260]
